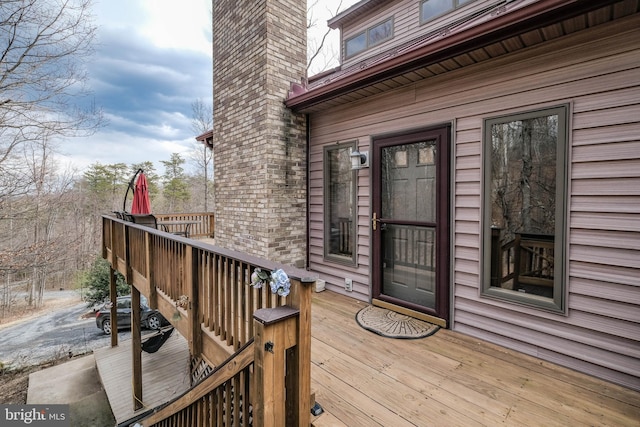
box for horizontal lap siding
[340,0,499,69]
[450,18,640,391]
[308,132,371,301]
[309,15,640,390]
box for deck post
[253,306,300,427]
[188,246,202,356]
[513,233,522,289]
[109,266,118,347]
[208,213,215,238]
[102,217,109,263]
[490,226,501,286]
[131,286,143,411]
[287,278,313,426]
[146,230,157,309]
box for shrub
[80,257,129,307]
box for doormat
[355,305,440,339]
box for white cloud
[58,130,194,173]
[59,0,357,174]
[139,0,212,55]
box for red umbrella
[131,172,151,214]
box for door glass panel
[381,141,436,223]
[382,225,436,308]
[380,140,437,309]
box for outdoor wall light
[350,149,369,170]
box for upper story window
[345,17,393,58]
[421,0,475,23]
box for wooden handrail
[141,307,309,426]
[141,339,255,426]
[154,212,215,238]
[101,214,315,427]
[104,215,315,283]
[492,230,555,289]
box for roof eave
[287,0,617,112]
[195,130,213,141]
[328,0,388,29]
[195,129,214,149]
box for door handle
[372,212,379,231]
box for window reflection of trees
[328,147,353,257]
[491,115,558,245]
[368,19,392,46]
[490,114,558,297]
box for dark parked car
[95,295,168,334]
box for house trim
[286,0,619,111]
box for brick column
[212,0,307,267]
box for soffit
[328,0,389,29]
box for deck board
[310,290,640,426]
[93,289,639,426]
[94,332,190,425]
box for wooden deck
[94,332,190,425]
[93,287,639,426]
[310,291,640,426]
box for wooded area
[0,151,213,319]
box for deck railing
[143,339,256,426]
[154,212,215,238]
[491,229,555,289]
[102,214,314,426]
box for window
[345,32,366,57]
[117,298,131,309]
[368,19,393,47]
[482,106,568,312]
[421,0,474,23]
[345,17,393,58]
[324,143,357,264]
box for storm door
[372,126,450,323]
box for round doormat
[355,305,440,339]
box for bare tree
[0,137,80,311]
[307,0,343,75]
[0,0,103,200]
[189,99,213,211]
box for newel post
[287,278,313,426]
[131,286,143,411]
[253,306,300,427]
[188,246,202,356]
[109,266,118,348]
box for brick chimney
[212,0,307,267]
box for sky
[57,0,360,175]
[57,0,213,174]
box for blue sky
[57,0,357,175]
[57,0,213,174]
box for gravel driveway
[0,292,135,369]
